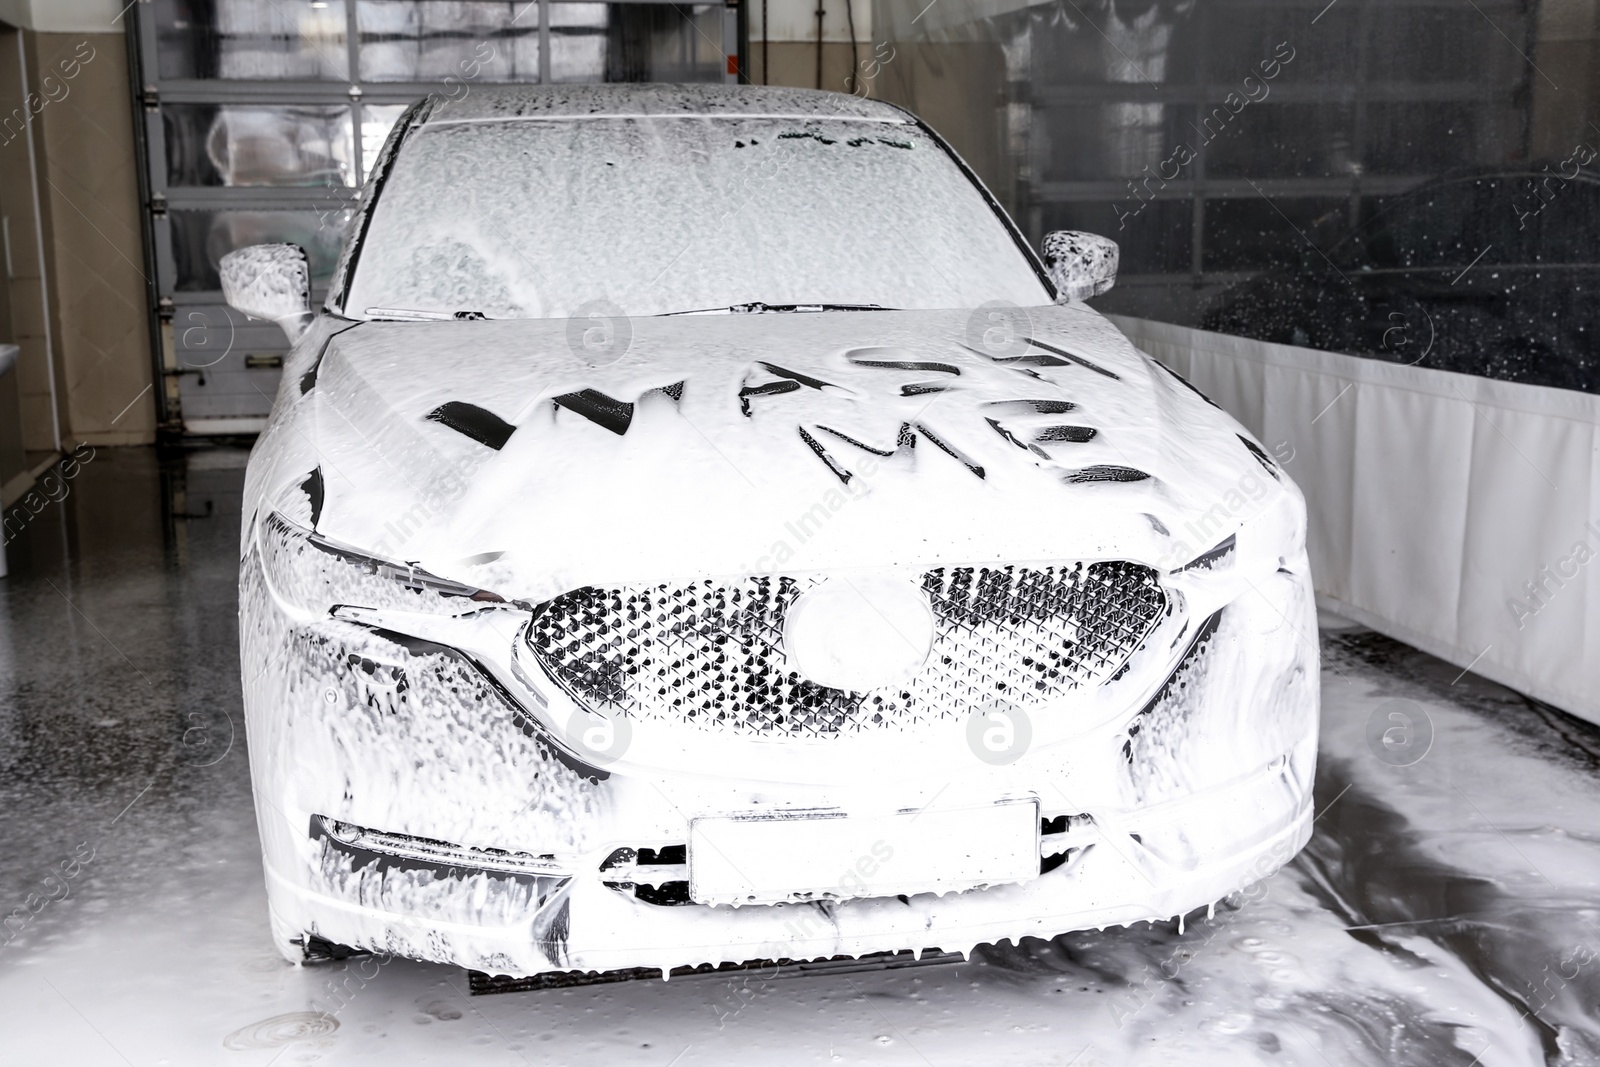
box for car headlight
[257,510,505,618]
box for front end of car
[241,440,1318,978]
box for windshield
[343,116,1052,319]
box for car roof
[416,83,910,126]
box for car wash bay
[1,446,1596,1067]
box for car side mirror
[1041,230,1119,303]
[219,243,313,343]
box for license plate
[689,798,1039,906]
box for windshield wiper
[661,301,887,316]
[365,307,489,321]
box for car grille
[526,563,1166,739]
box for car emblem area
[782,576,935,692]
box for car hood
[271,304,1279,598]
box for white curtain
[1110,315,1600,727]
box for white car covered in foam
[228,84,1318,979]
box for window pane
[1022,4,1198,88]
[155,0,350,81]
[1363,4,1525,84]
[1202,103,1357,180]
[171,209,351,291]
[1038,103,1198,183]
[357,1,540,82]
[1362,103,1506,176]
[551,4,724,84]
[550,3,607,82]
[1202,197,1347,272]
[164,105,355,187]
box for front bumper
[242,542,1321,977]
[267,754,1313,976]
